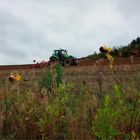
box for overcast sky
[0,0,140,65]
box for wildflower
[131,130,136,140]
[8,71,21,82]
[106,53,114,69]
[99,45,114,72]
[100,46,112,53]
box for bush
[54,64,64,87]
[38,64,64,91]
[92,95,118,140]
[38,68,54,91]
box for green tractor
[49,49,77,66]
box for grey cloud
[0,9,56,64]
[0,0,140,64]
[0,10,28,60]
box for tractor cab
[49,49,77,66]
[53,49,68,59]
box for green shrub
[92,95,118,140]
[38,64,64,91]
[54,64,64,87]
[113,84,140,139]
[37,83,69,139]
[38,68,54,91]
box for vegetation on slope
[0,64,140,139]
[85,37,140,60]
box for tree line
[86,37,140,59]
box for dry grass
[0,64,139,139]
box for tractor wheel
[50,57,58,62]
[64,59,72,66]
[71,58,78,65]
[49,57,58,67]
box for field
[0,58,140,140]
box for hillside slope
[85,37,140,60]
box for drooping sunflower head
[8,71,21,82]
[100,45,112,53]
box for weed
[92,95,118,140]
[55,64,64,87]
[38,64,64,92]
[38,68,54,92]
[113,84,140,139]
[0,64,140,139]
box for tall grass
[0,64,139,139]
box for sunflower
[8,71,21,82]
[99,45,114,71]
[100,45,112,53]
